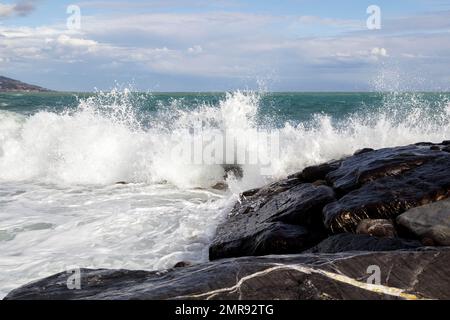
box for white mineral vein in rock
[174,264,423,300]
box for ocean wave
[0,90,449,191]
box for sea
[1,89,450,297]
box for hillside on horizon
[0,76,51,92]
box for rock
[223,165,243,179]
[442,140,450,145]
[356,219,396,238]
[353,148,374,156]
[414,142,434,146]
[209,183,336,260]
[323,147,450,232]
[173,261,192,268]
[240,188,260,198]
[325,145,441,194]
[397,199,450,246]
[291,160,341,182]
[5,249,450,300]
[211,182,228,190]
[306,233,422,253]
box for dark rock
[211,182,228,190]
[210,222,324,260]
[397,199,450,246]
[240,188,260,198]
[115,181,128,185]
[356,219,396,238]
[414,142,434,146]
[430,145,441,151]
[354,148,374,155]
[442,140,450,145]
[209,183,336,260]
[299,160,341,182]
[323,147,450,232]
[5,249,450,300]
[443,146,450,153]
[223,165,243,179]
[326,145,440,194]
[173,261,192,268]
[306,233,421,253]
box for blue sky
[1,0,450,91]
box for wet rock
[5,249,450,300]
[442,140,450,145]
[210,222,324,260]
[353,148,374,156]
[209,183,336,260]
[306,233,421,253]
[173,261,192,268]
[414,142,434,146]
[323,148,450,232]
[356,219,396,238]
[223,165,243,179]
[326,145,441,194]
[294,160,341,183]
[397,199,450,246]
[240,188,260,198]
[211,182,228,190]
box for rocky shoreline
[4,141,450,300]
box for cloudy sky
[0,0,450,91]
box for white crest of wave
[0,89,449,189]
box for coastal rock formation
[306,233,422,253]
[209,182,336,259]
[397,199,450,246]
[211,141,450,260]
[5,249,449,300]
[5,141,450,300]
[356,219,396,238]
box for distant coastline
[0,76,52,93]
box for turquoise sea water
[2,91,449,123]
[0,90,449,297]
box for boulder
[323,152,450,232]
[210,182,336,260]
[306,233,422,253]
[356,219,397,238]
[325,145,442,194]
[5,249,450,300]
[291,160,341,182]
[397,199,450,246]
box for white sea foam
[0,89,449,297]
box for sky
[0,0,450,92]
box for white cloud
[1,8,450,90]
[371,47,388,57]
[187,45,203,54]
[57,35,98,48]
[0,3,15,17]
[296,15,364,28]
[0,1,38,18]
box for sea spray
[1,90,450,189]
